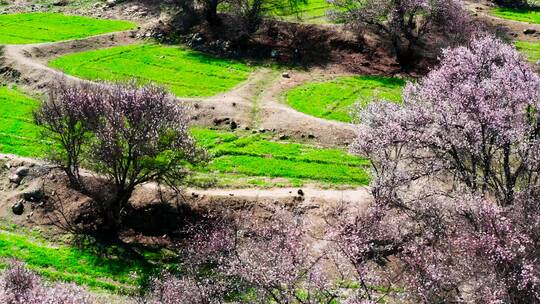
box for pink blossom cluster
[144,208,339,303]
[35,81,202,233]
[0,262,93,304]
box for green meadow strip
[491,7,540,24]
[191,128,370,187]
[0,12,135,44]
[0,86,48,157]
[49,44,255,97]
[516,41,540,63]
[285,75,404,123]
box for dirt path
[1,30,139,87]
[186,186,372,206]
[0,154,372,210]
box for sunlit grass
[0,223,156,293]
[281,0,333,23]
[0,86,47,157]
[0,12,135,44]
[492,7,540,24]
[49,44,255,97]
[190,128,370,187]
[285,75,405,123]
[516,40,540,63]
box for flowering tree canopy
[338,36,540,302]
[143,208,340,303]
[34,81,102,188]
[88,83,202,229]
[35,81,203,233]
[353,35,540,206]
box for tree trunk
[391,35,415,70]
[102,187,134,238]
[205,0,220,25]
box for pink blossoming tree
[339,36,540,302]
[143,208,341,303]
[329,0,473,68]
[35,82,203,234]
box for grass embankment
[285,75,405,123]
[0,87,369,187]
[0,222,161,293]
[0,86,47,157]
[492,7,540,23]
[48,44,255,97]
[0,12,135,44]
[190,128,370,188]
[516,41,540,62]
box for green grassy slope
[516,41,540,62]
[190,128,370,187]
[492,7,540,24]
[0,223,157,293]
[285,75,405,123]
[0,86,47,157]
[48,44,255,97]
[0,12,135,44]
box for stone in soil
[9,174,21,185]
[12,200,24,215]
[15,166,29,177]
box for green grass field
[48,44,255,97]
[285,75,405,123]
[516,41,540,63]
[190,128,370,187]
[492,7,540,24]
[0,222,159,293]
[0,86,48,157]
[0,12,135,44]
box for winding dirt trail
[186,186,372,206]
[0,27,367,207]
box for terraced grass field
[0,12,135,44]
[285,75,405,123]
[0,87,368,187]
[0,86,47,157]
[516,41,540,63]
[48,44,255,97]
[492,7,540,24]
[190,128,370,187]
